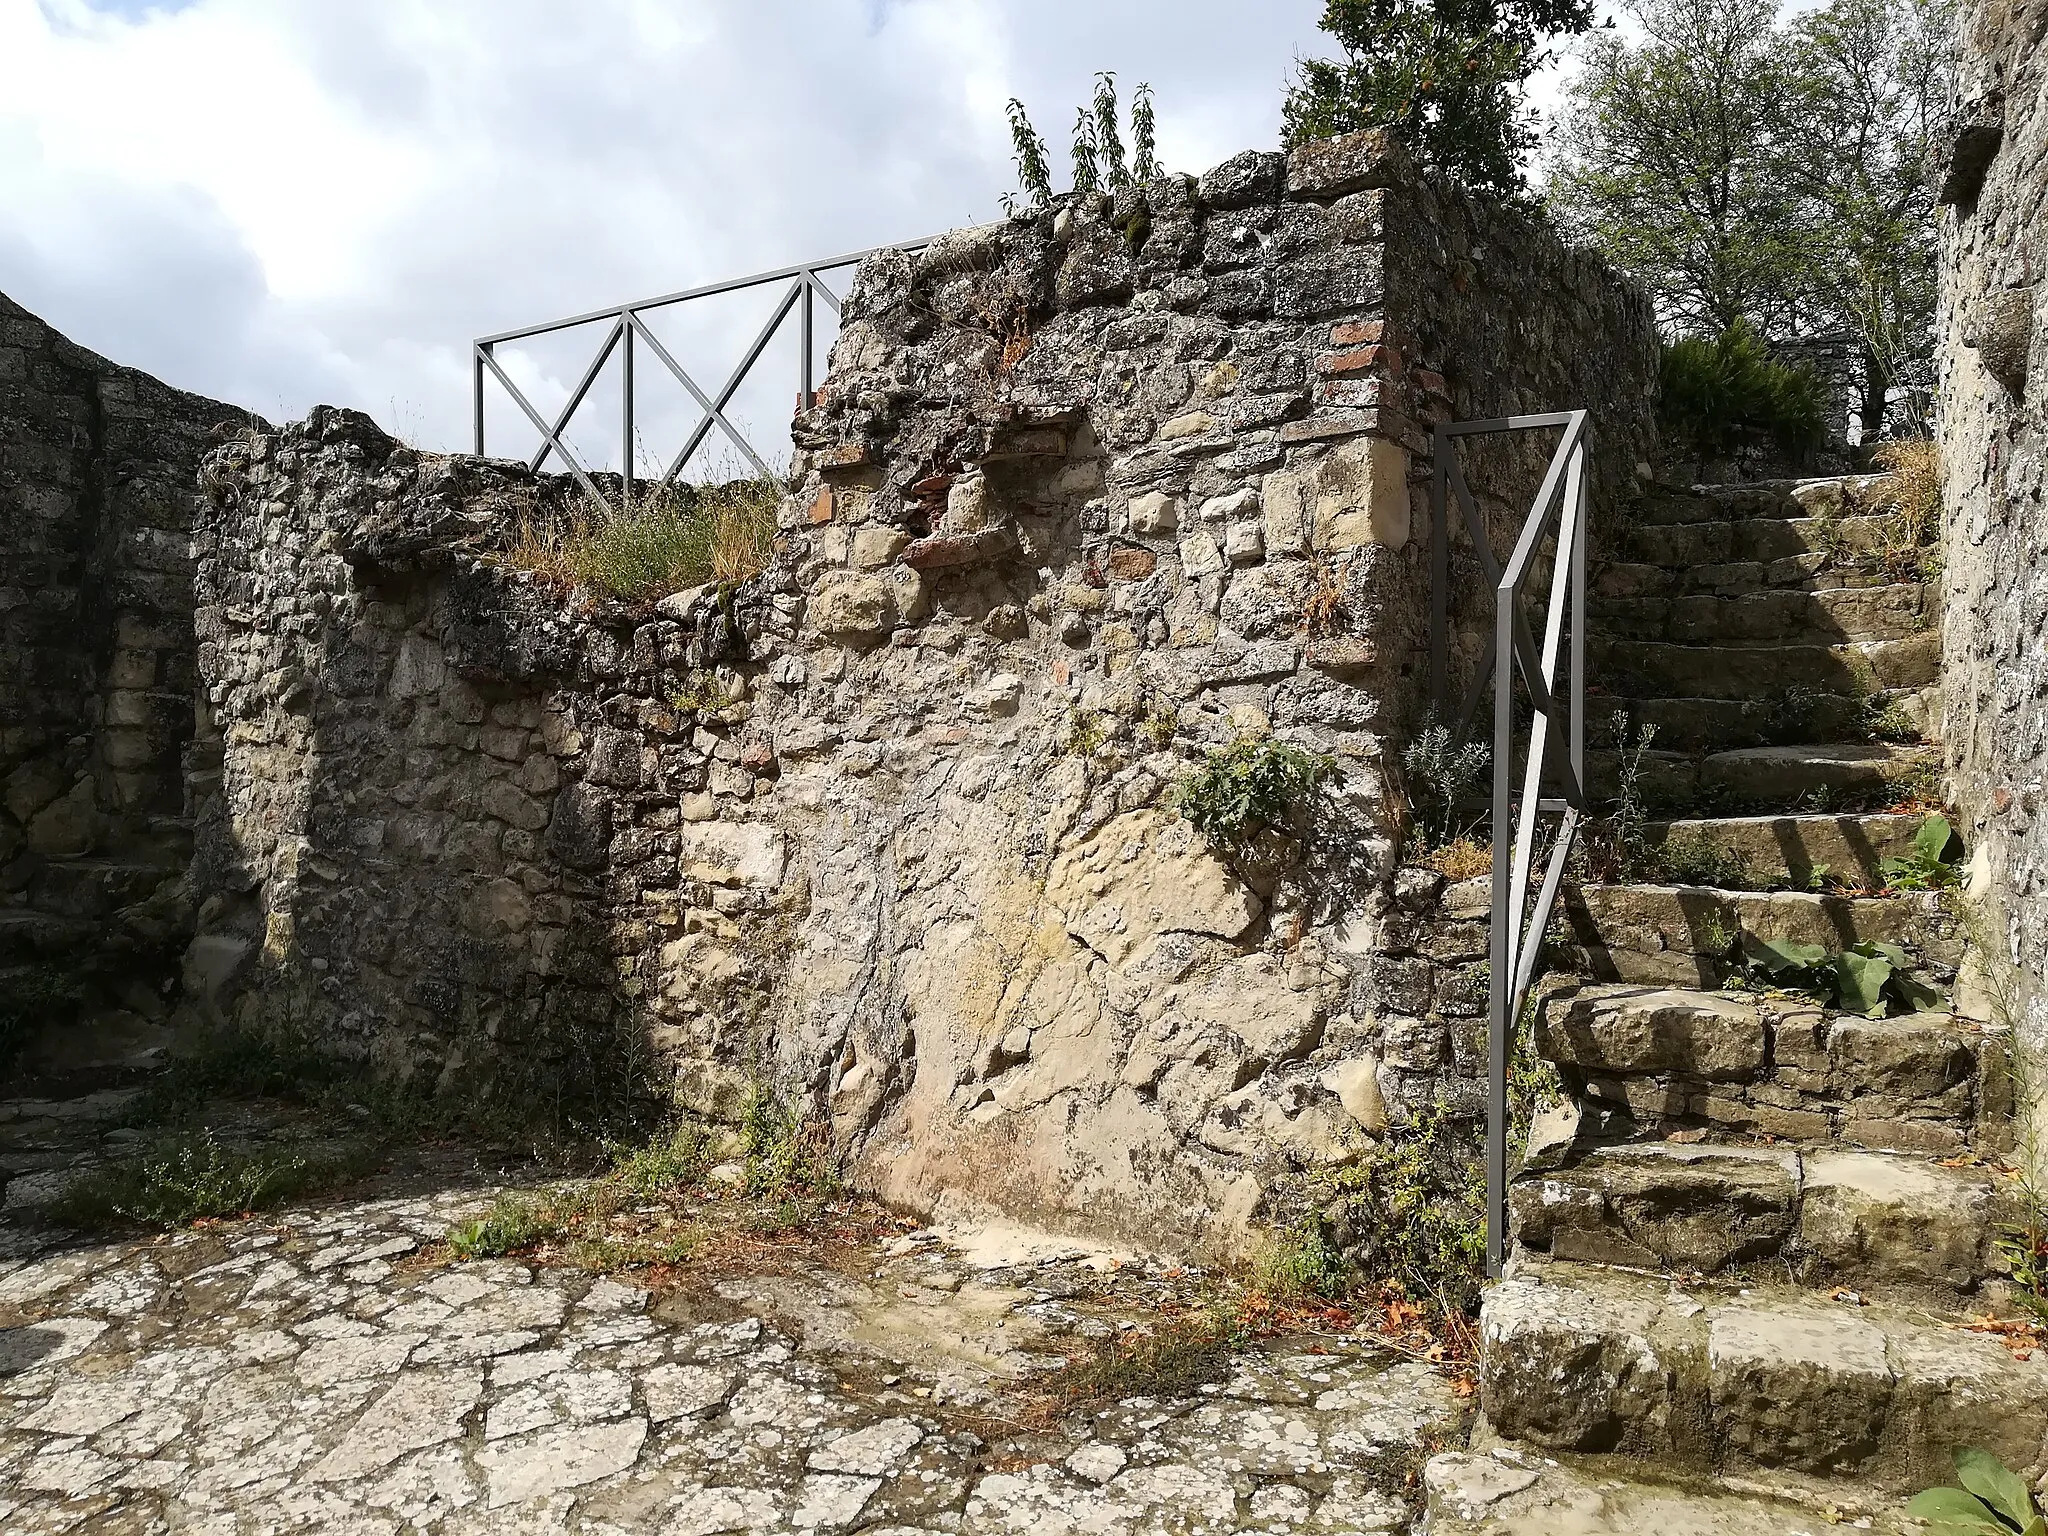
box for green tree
[1283,0,1598,196]
[1782,0,1952,437]
[1548,0,1954,440]
[1005,75,1159,212]
[1546,0,1807,338]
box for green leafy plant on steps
[1909,1447,2046,1535]
[1175,735,1334,857]
[1739,933,1944,1017]
[1880,812,1961,891]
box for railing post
[473,345,487,457]
[1431,424,1449,717]
[1570,439,1587,807]
[622,310,635,510]
[800,278,816,411]
[1488,564,1516,1278]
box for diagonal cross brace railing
[1428,410,1590,1276]
[473,238,932,511]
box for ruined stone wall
[194,133,1654,1255]
[1937,0,2048,1133]
[0,292,255,991]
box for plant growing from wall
[1909,1449,2046,1535]
[1174,735,1334,857]
[1739,933,1944,1015]
[1004,74,1164,213]
[1401,720,1490,854]
[504,476,778,604]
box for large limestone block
[1313,436,1410,551]
[1045,809,1261,969]
[1537,985,1764,1081]
[1480,1271,1673,1453]
[1797,1151,1993,1291]
[679,822,788,887]
[1511,1143,1798,1272]
[1705,1304,1892,1474]
[809,572,898,641]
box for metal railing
[1428,410,1590,1276]
[472,238,932,510]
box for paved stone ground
[0,1090,1468,1534]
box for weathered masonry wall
[193,133,1655,1255]
[1,293,254,996]
[1937,0,2048,1142]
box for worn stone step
[1642,812,1926,888]
[1591,691,1935,753]
[1510,1142,2008,1297]
[1577,741,1939,814]
[1619,513,1895,571]
[1594,554,1904,600]
[1592,585,1933,647]
[1533,983,2002,1153]
[1554,884,1962,978]
[24,859,182,920]
[1480,1254,2048,1493]
[1423,1447,1916,1534]
[1589,632,1940,701]
[0,912,98,966]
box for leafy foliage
[740,1087,840,1203]
[1657,322,1828,459]
[1908,1449,2047,1536]
[0,964,84,1083]
[1738,933,1944,1016]
[1175,736,1334,854]
[1401,722,1490,852]
[1314,1103,1489,1316]
[1004,75,1161,213]
[1548,0,1951,440]
[47,1133,372,1230]
[1284,0,1597,195]
[1879,812,1959,890]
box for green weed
[1038,1308,1238,1409]
[1879,813,1961,891]
[505,477,778,603]
[1175,735,1334,856]
[46,1132,373,1230]
[1739,933,1944,1017]
[0,964,84,1082]
[1401,721,1490,853]
[1908,1448,2045,1535]
[740,1088,840,1202]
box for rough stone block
[1538,986,1765,1081]
[1286,128,1411,200]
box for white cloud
[1,0,1332,464]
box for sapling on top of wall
[1004,73,1163,214]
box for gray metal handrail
[1428,410,1590,1275]
[472,238,933,510]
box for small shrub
[1402,722,1490,854]
[1739,934,1945,1016]
[608,1123,711,1198]
[0,964,84,1081]
[47,1133,370,1230]
[1419,837,1491,881]
[449,1190,571,1259]
[1658,321,1827,460]
[1908,1448,2045,1535]
[1879,813,1960,891]
[1175,735,1334,855]
[505,477,778,603]
[1652,827,1755,891]
[741,1088,840,1202]
[1868,437,1941,581]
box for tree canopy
[1284,0,1598,197]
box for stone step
[1532,982,2002,1154]
[1552,882,1963,988]
[1592,690,1935,753]
[1642,812,1927,889]
[1578,741,1939,814]
[1591,585,1933,647]
[1424,1447,1917,1535]
[24,859,182,920]
[1479,1253,2048,1493]
[0,912,98,966]
[1595,554,1904,600]
[1510,1141,2009,1299]
[1618,513,1894,570]
[1588,632,1940,702]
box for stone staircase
[1427,477,2042,1532]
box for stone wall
[192,133,1655,1255]
[1937,0,2048,1138]
[0,292,255,998]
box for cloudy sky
[0,0,1592,474]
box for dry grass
[1419,838,1492,881]
[1866,438,1940,580]
[505,477,779,603]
